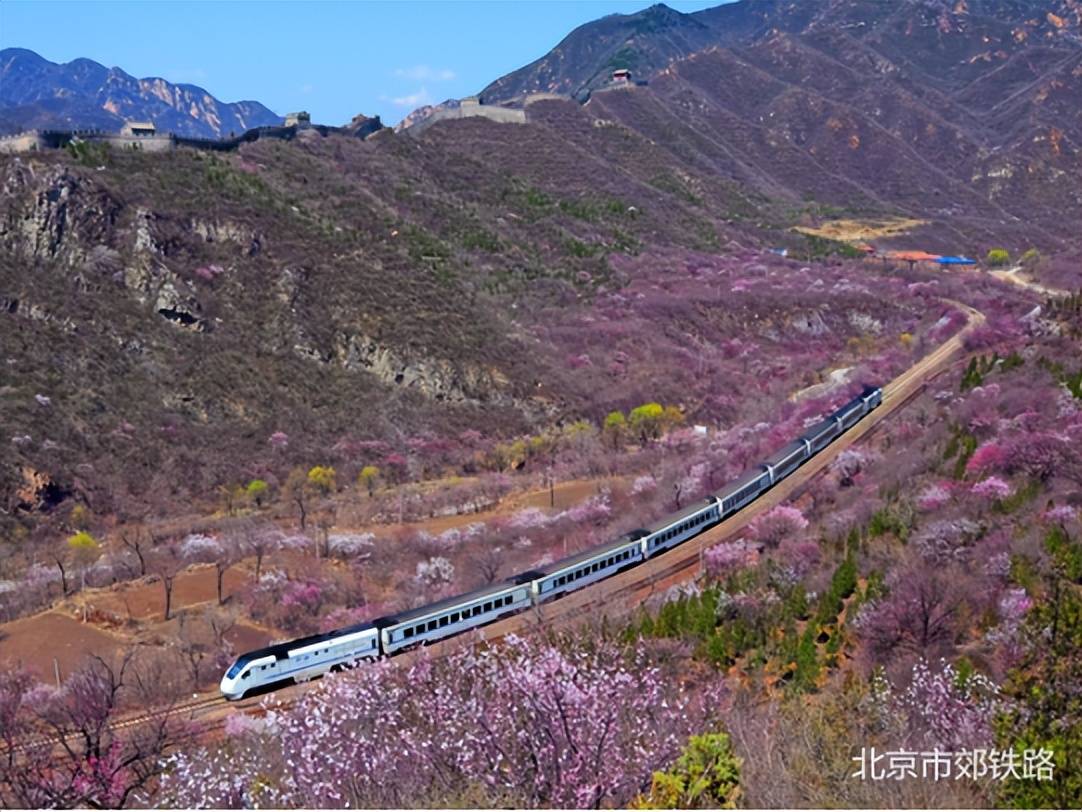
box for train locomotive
[220,385,882,699]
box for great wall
[0,69,642,154]
[0,115,385,156]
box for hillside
[482,0,1082,102]
[477,0,1082,245]
[1,110,952,537]
[0,48,282,137]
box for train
[220,384,882,699]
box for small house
[612,68,632,84]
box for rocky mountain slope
[479,0,1082,248]
[0,48,282,137]
[482,1,1082,102]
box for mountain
[2,0,1081,529]
[474,0,1082,247]
[481,3,724,102]
[481,1,1082,103]
[0,48,282,137]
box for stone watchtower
[120,121,156,136]
[284,111,311,128]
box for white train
[221,385,882,699]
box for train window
[241,670,250,679]
[451,612,460,623]
[439,616,449,627]
[404,627,414,639]
[484,601,493,612]
[428,620,437,631]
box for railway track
[9,299,986,751]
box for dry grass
[793,216,928,243]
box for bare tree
[471,545,505,586]
[149,540,185,621]
[243,523,284,582]
[175,613,211,690]
[858,561,963,665]
[283,468,310,530]
[0,652,195,808]
[119,525,150,577]
[315,506,337,558]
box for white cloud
[393,65,456,82]
[390,87,433,108]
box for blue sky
[1,1,726,125]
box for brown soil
[0,611,126,683]
[345,476,624,537]
[76,565,251,622]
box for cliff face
[0,48,282,136]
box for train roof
[642,497,719,533]
[379,574,531,626]
[800,416,837,441]
[533,532,646,578]
[762,439,807,468]
[718,467,768,499]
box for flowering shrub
[509,507,559,530]
[748,505,808,547]
[326,532,375,559]
[415,556,455,589]
[879,659,1004,750]
[280,580,325,615]
[703,542,756,580]
[916,483,952,512]
[971,476,1012,502]
[965,442,1008,476]
[1041,505,1078,526]
[566,494,611,524]
[830,448,867,486]
[630,475,657,495]
[912,519,982,564]
[771,539,820,587]
[180,533,221,559]
[160,637,720,808]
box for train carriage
[379,576,533,655]
[531,533,646,603]
[718,467,773,517]
[762,439,811,484]
[641,497,721,557]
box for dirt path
[989,265,1071,298]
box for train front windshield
[226,661,244,679]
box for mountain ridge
[0,48,283,137]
